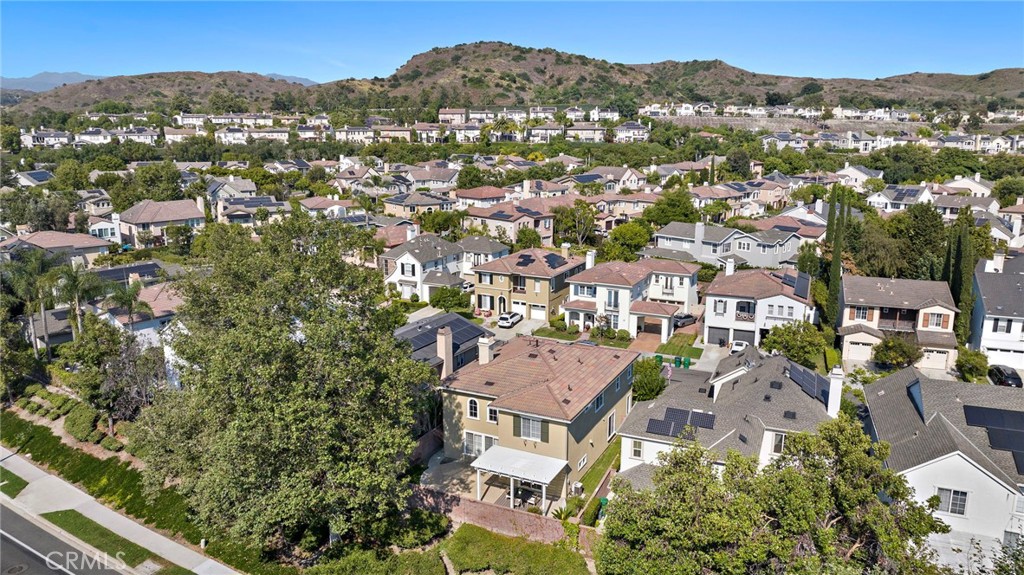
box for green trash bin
[683,356,691,369]
[674,356,682,368]
[655,354,663,365]
[598,497,609,520]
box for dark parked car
[672,314,696,328]
[989,365,1023,388]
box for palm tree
[2,251,61,360]
[103,281,153,332]
[354,193,378,228]
[50,265,108,340]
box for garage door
[848,341,873,361]
[512,300,527,315]
[733,330,756,345]
[529,303,547,321]
[918,349,948,370]
[707,327,730,347]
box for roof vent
[770,381,783,390]
[562,398,570,405]
[528,352,539,359]
[698,388,707,394]
[763,394,772,402]
[784,410,797,420]
[484,380,496,386]
[738,434,748,444]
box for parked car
[672,314,696,328]
[497,312,523,328]
[989,365,1023,388]
[729,341,750,354]
[461,281,475,293]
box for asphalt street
[1,503,124,575]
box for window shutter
[1007,320,1014,333]
[941,314,949,329]
[541,421,549,443]
[513,415,521,438]
[993,318,999,332]
[867,308,874,321]
[921,314,928,328]
[848,307,856,321]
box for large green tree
[602,221,651,262]
[597,415,948,575]
[641,189,700,227]
[761,321,826,369]
[130,216,436,546]
[552,199,596,246]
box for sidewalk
[407,304,442,322]
[1,447,237,575]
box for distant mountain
[1,71,106,92]
[265,73,318,86]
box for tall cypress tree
[825,190,837,245]
[941,226,955,282]
[708,156,716,185]
[825,191,845,326]
[954,220,974,344]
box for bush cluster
[64,404,100,442]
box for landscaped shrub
[100,436,123,452]
[410,294,420,303]
[59,401,78,416]
[392,509,450,549]
[526,505,541,514]
[36,406,50,418]
[550,318,567,331]
[25,402,41,414]
[24,384,43,397]
[567,324,579,334]
[64,404,100,442]
[47,411,61,421]
[15,398,30,409]
[581,495,602,526]
[86,429,105,444]
[616,329,631,341]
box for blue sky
[3,2,1022,83]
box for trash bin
[683,356,691,369]
[598,497,609,520]
[655,354,663,365]
[674,356,682,368]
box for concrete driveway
[490,318,545,341]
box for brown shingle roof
[109,282,182,324]
[455,186,508,200]
[705,269,808,303]
[842,276,956,311]
[473,249,582,278]
[445,337,639,421]
[120,199,203,225]
[630,301,681,317]
[0,231,109,251]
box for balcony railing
[735,311,755,322]
[512,286,527,294]
[878,319,916,332]
[606,302,620,311]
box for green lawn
[580,436,621,497]
[443,524,589,575]
[153,565,197,575]
[589,336,632,349]
[815,347,843,375]
[454,310,484,325]
[531,327,580,341]
[656,333,704,359]
[0,467,29,498]
[42,510,155,567]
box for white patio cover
[470,446,568,485]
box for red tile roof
[473,249,582,278]
[455,186,508,200]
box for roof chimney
[437,326,454,379]
[561,242,571,259]
[477,336,495,365]
[986,251,1006,273]
[725,258,735,276]
[585,250,596,270]
[406,224,418,241]
[815,198,824,214]
[827,365,844,418]
[974,172,981,182]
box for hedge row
[0,410,296,575]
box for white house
[970,252,1024,367]
[835,163,884,192]
[214,127,249,145]
[863,370,1024,569]
[455,236,509,280]
[87,214,121,244]
[702,264,816,347]
[379,233,464,300]
[866,184,934,213]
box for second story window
[772,432,786,455]
[594,393,605,412]
[993,318,1013,333]
[737,241,751,251]
[401,263,416,277]
[479,273,492,285]
[928,313,944,328]
[467,398,479,419]
[487,406,498,424]
[937,488,968,515]
[520,416,542,441]
[713,300,726,315]
[855,306,868,321]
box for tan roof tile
[473,249,582,278]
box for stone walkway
[1,447,237,575]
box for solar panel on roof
[794,273,811,300]
[1013,451,1024,475]
[965,405,1024,431]
[646,419,674,436]
[664,407,690,427]
[784,411,797,420]
[689,411,716,430]
[987,428,1024,451]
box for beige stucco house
[471,246,585,321]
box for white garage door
[512,300,527,315]
[529,304,547,321]
[848,341,873,361]
[918,349,948,370]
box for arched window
[468,398,479,419]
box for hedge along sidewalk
[0,415,240,575]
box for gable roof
[107,282,183,325]
[473,248,582,278]
[570,259,700,287]
[705,269,811,303]
[455,186,508,200]
[655,222,737,243]
[974,252,1024,318]
[455,235,508,254]
[380,233,461,261]
[445,337,639,421]
[0,231,109,252]
[120,199,203,225]
[394,312,493,367]
[842,276,956,311]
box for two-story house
[562,256,700,344]
[970,252,1024,367]
[617,348,842,489]
[866,184,935,213]
[442,336,639,509]
[215,196,292,226]
[472,247,585,321]
[93,282,183,348]
[379,234,463,301]
[455,236,509,281]
[117,199,206,249]
[454,186,509,209]
[465,199,556,247]
[863,370,1024,568]
[838,276,959,370]
[438,108,467,124]
[642,222,801,269]
[0,231,111,269]
[835,163,884,193]
[613,121,650,143]
[395,312,493,378]
[703,264,816,347]
[383,191,455,218]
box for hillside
[9,42,1022,114]
[1,71,105,92]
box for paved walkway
[1,447,237,575]
[407,305,442,322]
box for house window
[626,363,633,381]
[787,306,794,318]
[607,314,619,330]
[710,243,719,254]
[937,488,968,515]
[535,280,541,294]
[401,263,416,277]
[929,313,944,328]
[594,393,605,412]
[615,374,621,391]
[855,306,868,320]
[607,412,616,439]
[737,240,751,251]
[631,440,643,459]
[772,432,786,455]
[479,273,492,285]
[578,454,588,471]
[607,290,620,309]
[521,417,542,441]
[487,406,498,424]
[768,304,775,316]
[760,244,768,254]
[467,399,479,419]
[544,219,551,229]
[463,432,498,457]
[993,318,1013,333]
[714,300,726,315]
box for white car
[729,341,750,354]
[497,312,523,328]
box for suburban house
[15,170,55,187]
[866,184,935,213]
[19,129,73,149]
[862,370,1024,567]
[617,348,842,488]
[454,186,509,209]
[441,336,640,509]
[528,124,565,143]
[92,282,183,348]
[465,199,556,247]
[702,265,816,347]
[87,215,121,244]
[215,196,292,226]
[297,196,357,219]
[932,195,1000,222]
[0,231,111,268]
[395,312,493,378]
[562,255,701,344]
[613,121,650,143]
[778,198,864,227]
[584,166,648,192]
[379,233,463,300]
[837,276,959,371]
[438,108,467,124]
[642,222,801,269]
[835,163,884,192]
[970,252,1024,367]
[206,175,257,207]
[471,247,585,321]
[455,236,509,280]
[118,199,206,248]
[383,191,455,218]
[565,123,607,143]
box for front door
[498,297,507,314]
